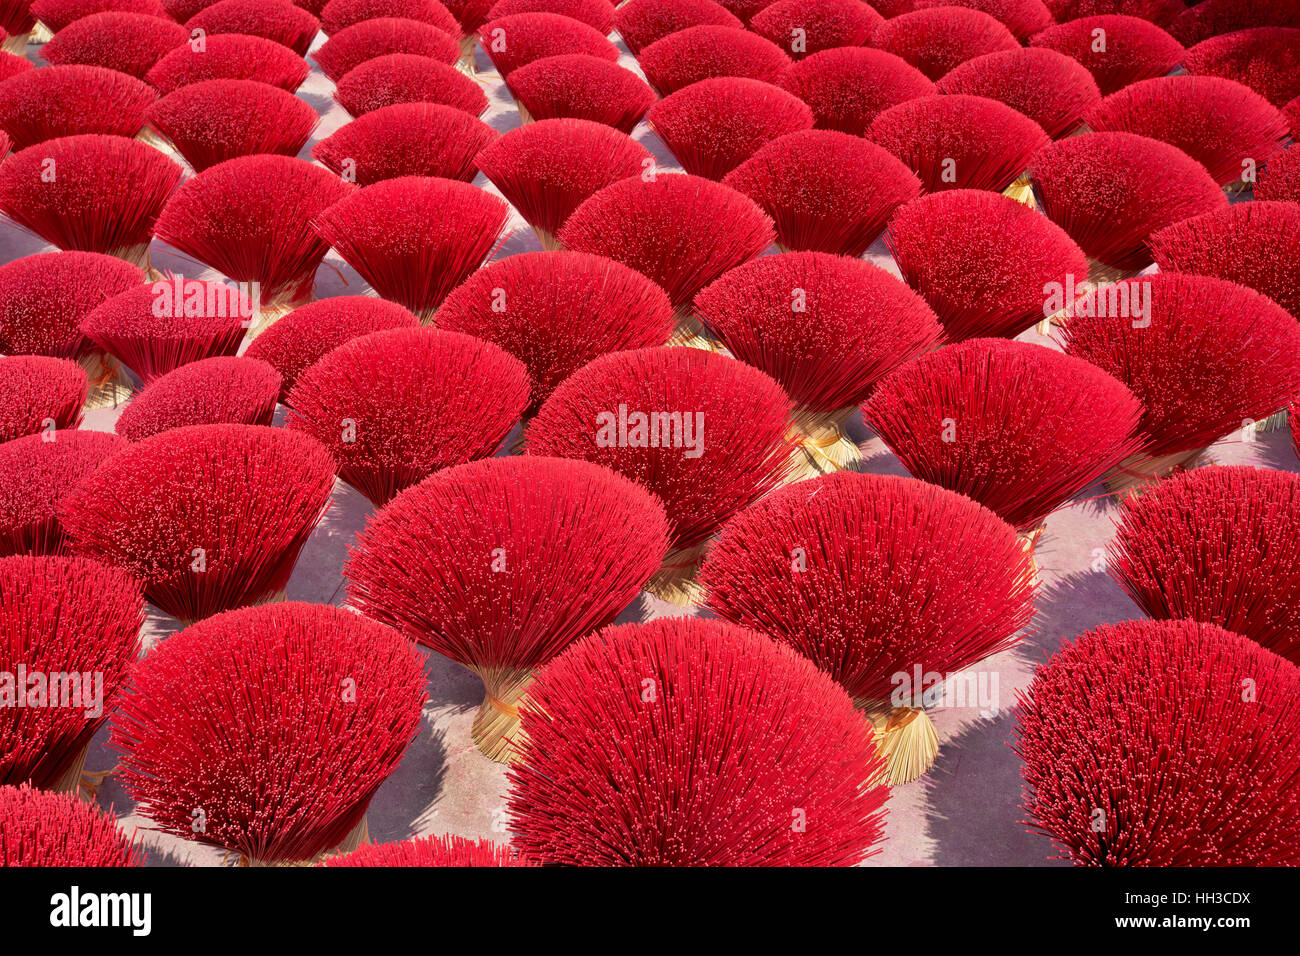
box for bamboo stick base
[136,127,183,164]
[79,353,133,410]
[257,588,287,607]
[1046,257,1144,335]
[49,744,91,797]
[1103,448,1207,497]
[1017,523,1046,586]
[1036,305,1067,336]
[243,302,300,340]
[1257,408,1289,432]
[859,703,939,786]
[667,308,728,353]
[31,22,52,43]
[458,36,491,77]
[470,671,534,764]
[533,227,561,251]
[174,589,286,630]
[459,35,477,63]
[241,815,370,867]
[785,408,861,482]
[1085,258,1137,287]
[1037,281,1090,336]
[1003,174,1035,209]
[80,765,116,800]
[666,307,708,348]
[645,542,708,606]
[670,331,726,352]
[104,242,152,271]
[1,32,28,54]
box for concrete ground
[7,28,1295,867]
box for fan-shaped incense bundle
[525,346,794,603]
[0,554,142,792]
[345,456,669,759]
[694,251,941,478]
[111,602,427,865]
[700,471,1035,784]
[864,338,1143,537]
[242,295,419,403]
[0,431,126,557]
[1059,273,1300,490]
[60,424,335,623]
[506,617,891,865]
[776,47,935,136]
[435,250,673,414]
[0,785,139,866]
[0,250,145,407]
[115,356,280,441]
[1110,465,1300,664]
[1015,618,1300,865]
[286,327,530,505]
